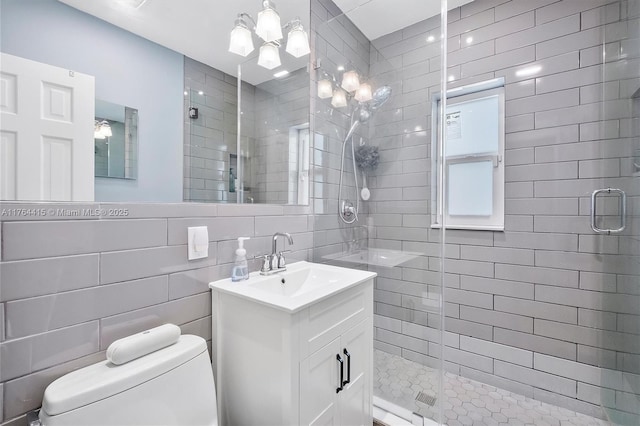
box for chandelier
[228,1,310,70]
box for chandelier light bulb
[317,79,333,99]
[331,89,348,108]
[341,70,360,92]
[229,17,254,57]
[256,0,283,42]
[101,123,112,138]
[257,42,281,69]
[354,83,373,102]
[285,21,310,58]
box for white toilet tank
[39,334,218,426]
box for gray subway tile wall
[0,204,313,423]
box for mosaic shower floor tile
[374,350,610,426]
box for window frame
[430,78,506,231]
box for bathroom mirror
[94,100,138,180]
[0,0,310,205]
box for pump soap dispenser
[231,237,250,282]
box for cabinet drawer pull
[336,354,344,393]
[343,349,351,386]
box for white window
[288,124,310,205]
[431,78,505,231]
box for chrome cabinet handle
[590,188,626,234]
[336,354,344,393]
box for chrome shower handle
[590,188,626,234]
[340,200,358,223]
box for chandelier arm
[238,13,257,30]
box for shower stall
[311,0,640,425]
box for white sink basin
[209,261,376,313]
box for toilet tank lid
[41,334,208,416]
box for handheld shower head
[343,86,392,142]
[370,85,392,110]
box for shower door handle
[590,188,626,234]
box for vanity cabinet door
[299,318,372,426]
[339,319,372,426]
[300,337,341,426]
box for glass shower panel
[310,0,447,424]
[600,1,640,424]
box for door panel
[300,337,341,426]
[0,131,17,199]
[0,72,17,113]
[42,136,72,200]
[0,53,94,201]
[340,319,372,426]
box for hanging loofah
[354,145,379,171]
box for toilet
[35,325,218,426]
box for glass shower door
[600,2,640,423]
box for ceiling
[333,0,475,41]
[58,0,474,85]
[58,0,310,85]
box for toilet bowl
[35,325,218,426]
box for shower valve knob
[340,200,358,223]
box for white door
[0,53,95,201]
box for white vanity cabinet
[210,266,374,426]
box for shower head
[343,85,393,143]
[370,85,392,110]
[356,85,392,123]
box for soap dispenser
[231,237,250,282]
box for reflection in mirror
[94,100,138,180]
[240,67,310,205]
[183,61,310,205]
[183,0,310,205]
[1,0,310,204]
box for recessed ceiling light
[273,70,290,78]
[337,65,345,71]
[427,35,435,43]
[198,90,204,95]
[466,36,473,44]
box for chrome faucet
[258,232,294,275]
